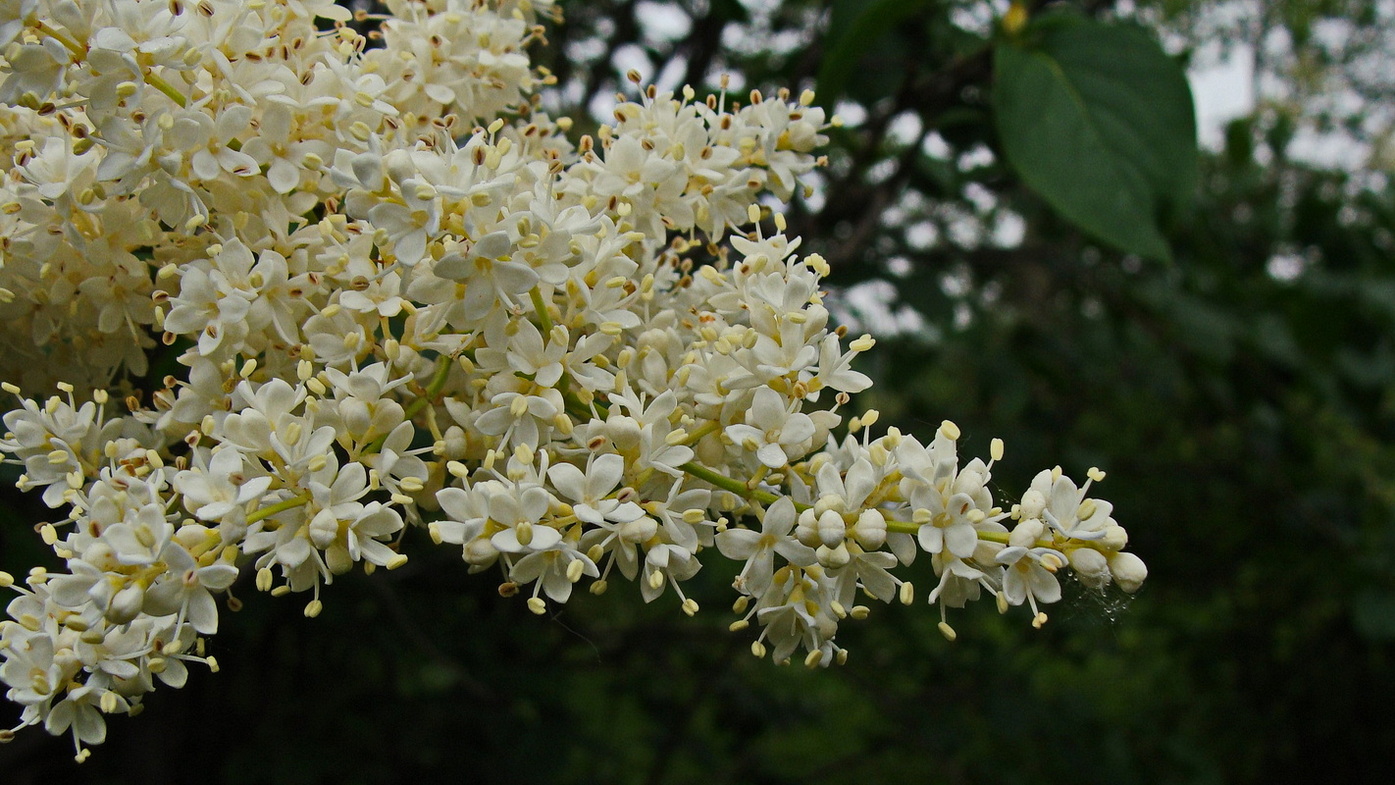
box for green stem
[677,461,816,515]
[529,287,553,333]
[247,494,310,524]
[886,519,919,536]
[882,519,1070,551]
[33,20,189,108]
[563,386,609,423]
[406,354,454,420]
[530,286,573,397]
[682,420,720,445]
[147,72,189,108]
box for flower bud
[606,415,642,450]
[955,469,985,498]
[1018,489,1046,520]
[816,509,845,548]
[339,398,371,436]
[620,517,657,543]
[463,537,499,565]
[1101,523,1129,550]
[795,508,820,547]
[1068,548,1110,588]
[851,508,886,550]
[107,583,145,624]
[1009,518,1045,548]
[816,542,851,568]
[326,545,354,575]
[1108,552,1148,593]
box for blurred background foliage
[5,0,1395,782]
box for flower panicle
[0,0,1146,758]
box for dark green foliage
[994,12,1197,260]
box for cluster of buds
[0,0,1147,761]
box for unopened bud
[1069,547,1108,582]
[1108,551,1148,593]
[1101,524,1129,550]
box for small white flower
[725,387,815,469]
[175,449,272,523]
[145,537,239,635]
[717,497,816,595]
[996,545,1065,610]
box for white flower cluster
[0,0,1148,761]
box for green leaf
[1352,590,1395,641]
[993,14,1197,262]
[816,0,932,105]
